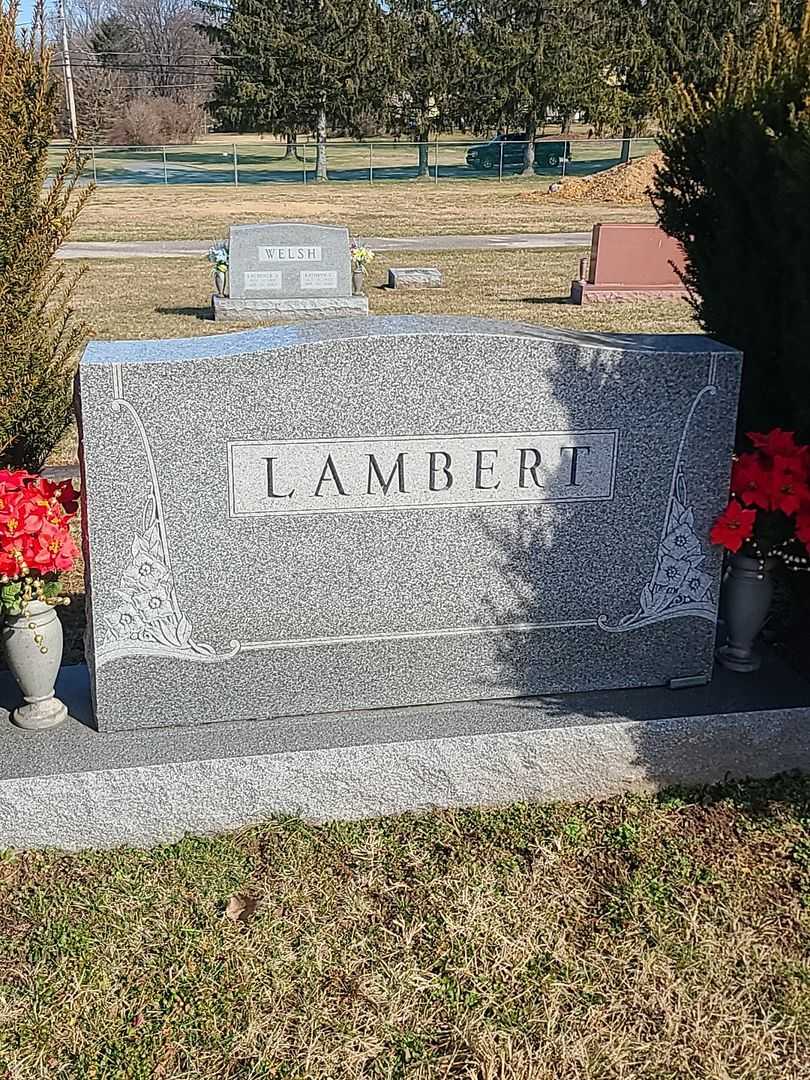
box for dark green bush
[652,1,810,441]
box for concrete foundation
[570,280,691,304]
[1,656,808,850]
[212,295,369,322]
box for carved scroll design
[599,357,720,633]
[95,366,239,669]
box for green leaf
[41,580,61,600]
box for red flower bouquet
[0,468,80,616]
[710,429,810,569]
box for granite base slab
[212,295,369,322]
[1,656,808,850]
[570,280,690,304]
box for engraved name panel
[228,430,618,517]
[299,270,338,290]
[243,270,283,291]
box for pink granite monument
[570,223,690,304]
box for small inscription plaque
[228,431,618,517]
[243,270,282,291]
[259,245,322,262]
[300,270,338,291]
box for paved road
[57,231,592,260]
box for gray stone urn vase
[1,600,68,729]
[352,268,365,296]
[214,268,227,297]
[716,553,776,673]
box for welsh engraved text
[258,245,322,262]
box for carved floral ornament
[95,357,720,668]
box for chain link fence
[50,137,658,187]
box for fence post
[232,142,239,186]
[561,145,567,181]
[91,145,97,184]
[302,142,307,184]
[162,146,168,184]
[498,139,504,181]
[369,143,373,184]
[434,135,439,183]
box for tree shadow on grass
[499,296,573,305]
[156,305,213,322]
[657,769,810,823]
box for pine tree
[0,0,92,469]
[456,0,624,173]
[653,0,810,438]
[386,0,466,178]
[206,0,387,180]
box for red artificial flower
[0,468,29,492]
[0,549,21,578]
[0,469,78,581]
[0,493,29,539]
[771,455,810,516]
[55,481,79,515]
[24,522,80,574]
[732,453,772,509]
[748,429,808,463]
[710,499,757,553]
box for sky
[17,0,41,29]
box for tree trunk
[315,106,327,182]
[283,130,297,158]
[521,117,537,176]
[619,127,632,164]
[416,130,429,178]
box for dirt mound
[522,150,663,205]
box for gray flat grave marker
[387,267,444,288]
[77,316,741,733]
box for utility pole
[57,0,78,141]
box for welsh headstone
[77,316,741,733]
[387,267,444,288]
[213,222,369,322]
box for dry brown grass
[69,248,696,342]
[72,182,658,242]
[0,778,808,1078]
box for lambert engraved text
[228,431,618,516]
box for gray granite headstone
[387,267,444,288]
[77,316,741,733]
[214,222,368,321]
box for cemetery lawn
[0,775,808,1078]
[71,182,658,242]
[69,247,696,344]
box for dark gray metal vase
[716,553,775,672]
